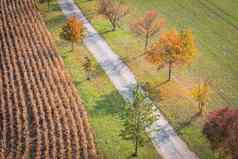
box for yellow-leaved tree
[61,16,85,51]
[191,80,209,115]
[146,29,198,81]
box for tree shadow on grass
[46,14,65,32]
[121,51,147,64]
[56,42,73,60]
[77,0,92,3]
[76,0,98,20]
[92,64,106,78]
[73,79,87,87]
[92,91,153,159]
[92,90,126,116]
[99,29,114,35]
[49,2,62,12]
[72,78,126,116]
[175,112,201,134]
[89,89,161,159]
[72,70,100,86]
[156,80,170,88]
[40,1,66,31]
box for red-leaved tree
[98,0,128,31]
[203,107,238,159]
[130,10,165,50]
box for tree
[227,119,238,159]
[130,10,166,50]
[82,56,92,80]
[98,0,128,31]
[146,29,198,81]
[61,16,85,51]
[191,80,209,115]
[203,107,238,159]
[120,85,158,157]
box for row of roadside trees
[42,0,238,158]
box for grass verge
[74,0,238,158]
[39,1,159,159]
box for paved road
[58,0,199,158]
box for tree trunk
[71,42,74,51]
[133,137,138,157]
[86,71,91,80]
[144,34,149,50]
[168,62,172,81]
[199,102,206,116]
[133,115,139,157]
[198,102,202,114]
[112,23,116,31]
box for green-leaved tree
[120,85,158,157]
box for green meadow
[75,0,238,158]
[39,1,159,158]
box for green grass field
[75,0,238,158]
[39,1,159,159]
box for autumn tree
[61,16,85,51]
[130,10,166,50]
[146,29,198,81]
[120,85,158,157]
[98,0,128,31]
[203,108,238,159]
[191,80,209,115]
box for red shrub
[203,107,238,158]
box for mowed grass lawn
[75,0,238,159]
[39,1,159,159]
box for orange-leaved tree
[191,80,209,115]
[61,16,85,51]
[146,29,198,81]
[130,10,166,50]
[98,0,128,31]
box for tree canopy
[191,80,209,115]
[61,16,85,50]
[130,10,165,49]
[120,85,158,157]
[98,0,128,31]
[147,29,198,81]
[203,107,238,159]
